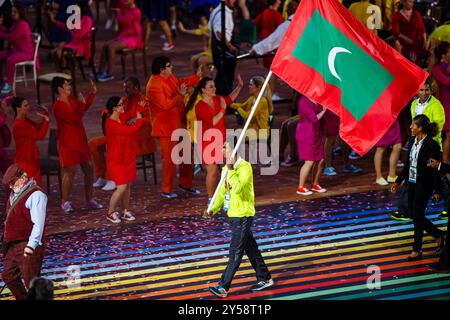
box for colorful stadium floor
[0,189,449,300]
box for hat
[2,163,24,185]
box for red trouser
[88,136,110,180]
[2,241,45,300]
[158,137,193,193]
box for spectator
[141,0,174,51]
[392,0,427,64]
[97,0,143,82]
[209,0,238,96]
[0,4,37,94]
[431,42,450,163]
[48,0,93,69]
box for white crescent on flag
[328,47,352,81]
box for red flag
[270,0,428,155]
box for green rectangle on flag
[292,9,394,121]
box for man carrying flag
[270,0,429,156]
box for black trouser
[211,36,236,96]
[398,175,449,216]
[408,182,445,252]
[219,216,271,291]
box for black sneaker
[209,285,228,298]
[440,210,448,219]
[251,279,274,292]
[390,211,410,221]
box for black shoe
[407,251,423,261]
[251,279,274,292]
[209,285,228,298]
[390,211,410,221]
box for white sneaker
[272,93,284,101]
[102,180,116,191]
[376,177,389,186]
[121,210,136,221]
[93,177,107,188]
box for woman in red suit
[190,75,243,201]
[103,96,143,223]
[52,77,102,213]
[11,97,49,185]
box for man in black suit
[428,158,450,272]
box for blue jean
[219,216,271,291]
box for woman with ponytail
[103,96,143,223]
[229,76,273,142]
[391,114,446,261]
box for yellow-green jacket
[411,95,445,150]
[210,159,256,218]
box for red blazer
[146,74,200,137]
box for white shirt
[209,4,234,42]
[252,15,294,55]
[414,96,431,116]
[409,135,426,183]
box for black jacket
[396,136,442,194]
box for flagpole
[206,71,274,213]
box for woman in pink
[0,96,13,174]
[193,75,243,200]
[432,41,450,162]
[391,0,426,64]
[0,4,36,94]
[97,0,143,82]
[48,0,93,63]
[296,95,327,196]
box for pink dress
[432,63,450,131]
[295,96,324,161]
[57,15,93,60]
[376,120,402,147]
[116,3,143,49]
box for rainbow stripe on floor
[1,190,449,300]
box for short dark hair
[151,56,171,75]
[435,41,450,62]
[11,97,26,117]
[51,77,67,95]
[125,76,141,91]
[26,277,54,300]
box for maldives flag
[270,0,429,155]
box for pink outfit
[116,3,143,49]
[321,109,340,136]
[376,120,402,147]
[296,96,324,161]
[432,63,450,131]
[56,15,93,60]
[0,19,39,84]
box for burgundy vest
[4,185,45,244]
